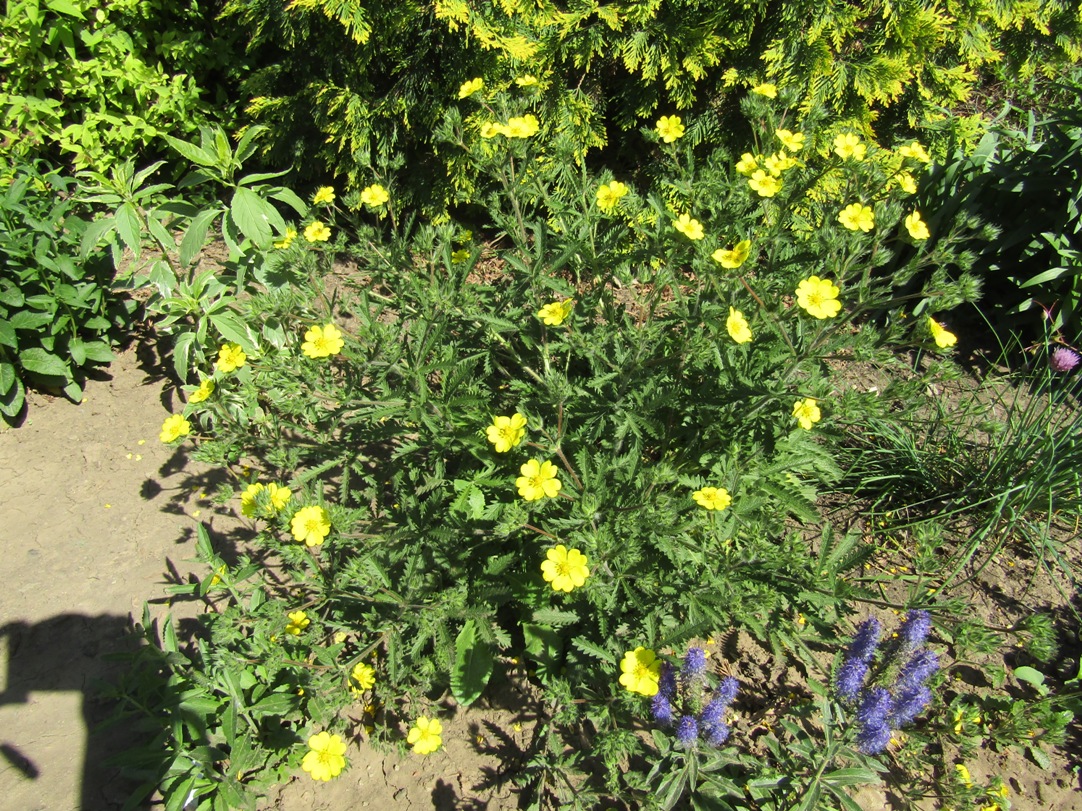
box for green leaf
[19,347,69,378]
[115,203,143,259]
[531,607,579,626]
[0,372,24,418]
[1013,666,1047,690]
[208,312,260,356]
[0,320,16,348]
[452,619,493,707]
[179,208,221,268]
[229,187,273,247]
[570,637,615,663]
[249,691,298,718]
[165,134,219,168]
[822,767,881,787]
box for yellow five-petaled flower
[291,505,331,546]
[656,115,685,143]
[189,377,214,404]
[748,170,782,198]
[302,323,345,358]
[349,662,376,693]
[693,486,732,511]
[619,647,662,696]
[795,276,842,319]
[928,317,957,349]
[216,343,247,374]
[302,732,347,781]
[304,221,332,242]
[726,307,753,344]
[458,77,484,99]
[536,299,574,326]
[285,610,310,635]
[360,184,389,208]
[776,129,804,152]
[834,133,867,161]
[792,398,821,430]
[541,545,590,592]
[407,717,443,754]
[673,213,704,240]
[905,211,930,240]
[159,413,190,443]
[312,186,335,205]
[838,203,875,233]
[712,240,751,269]
[516,459,561,501]
[751,82,777,98]
[486,413,527,452]
[596,181,629,211]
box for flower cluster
[651,646,739,749]
[1050,346,1080,373]
[834,610,939,754]
[481,115,540,139]
[241,481,292,518]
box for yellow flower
[267,482,293,511]
[751,82,777,98]
[673,213,704,240]
[656,115,685,143]
[360,184,390,208]
[898,140,931,163]
[619,647,662,696]
[748,169,782,197]
[954,763,973,787]
[796,275,842,319]
[515,74,539,87]
[302,732,347,781]
[928,317,957,349]
[407,717,443,755]
[291,505,331,546]
[712,240,751,269]
[505,114,539,138]
[312,186,335,205]
[726,307,753,344]
[189,377,214,404]
[486,413,527,452]
[159,413,190,443]
[776,129,805,152]
[896,171,918,194]
[480,121,508,139]
[304,221,332,242]
[834,133,867,161]
[905,210,930,240]
[792,398,821,430]
[540,545,590,592]
[285,610,311,635]
[349,662,376,692]
[735,152,759,175]
[596,181,629,211]
[763,151,797,175]
[216,343,247,373]
[838,203,875,232]
[458,77,484,98]
[536,299,574,326]
[241,482,266,518]
[302,323,345,358]
[274,227,297,249]
[692,486,732,511]
[516,459,562,501]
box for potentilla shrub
[134,90,984,809]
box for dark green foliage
[0,161,129,420]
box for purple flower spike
[651,692,674,726]
[894,649,939,694]
[658,662,677,701]
[676,715,699,747]
[855,687,894,754]
[889,685,932,727]
[897,610,932,651]
[706,721,731,747]
[848,618,882,663]
[714,676,739,708]
[1050,347,1080,373]
[835,659,869,706]
[683,647,707,678]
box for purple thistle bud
[889,685,932,727]
[651,692,674,726]
[855,687,894,755]
[897,610,932,651]
[675,715,699,747]
[683,647,707,678]
[1050,347,1080,373]
[706,721,731,747]
[848,618,882,663]
[893,649,939,695]
[834,659,869,706]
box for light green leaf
[452,619,493,707]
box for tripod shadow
[0,613,149,810]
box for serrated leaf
[19,347,69,378]
[452,619,493,707]
[531,608,579,626]
[229,187,273,246]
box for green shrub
[223,0,1082,212]
[0,160,130,421]
[106,90,993,808]
[0,0,241,173]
